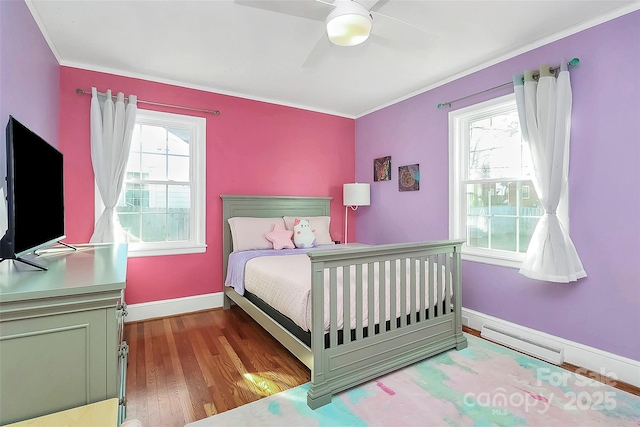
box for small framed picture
[374,156,391,182]
[399,164,420,191]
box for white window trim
[448,94,568,269]
[94,109,207,257]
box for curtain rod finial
[569,58,580,67]
[75,88,84,95]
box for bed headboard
[220,195,332,282]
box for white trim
[461,252,523,269]
[355,3,640,118]
[463,307,640,388]
[126,244,206,258]
[125,292,224,323]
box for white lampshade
[326,2,372,47]
[343,183,370,207]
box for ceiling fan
[235,0,436,67]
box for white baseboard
[463,308,640,388]
[125,292,224,323]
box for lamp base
[344,205,349,244]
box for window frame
[449,94,567,268]
[94,109,207,257]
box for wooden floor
[123,307,310,426]
[124,309,639,426]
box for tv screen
[0,116,65,260]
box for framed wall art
[399,164,420,191]
[373,156,391,182]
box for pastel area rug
[187,335,640,427]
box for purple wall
[355,11,640,360]
[0,0,60,181]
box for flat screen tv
[0,116,66,270]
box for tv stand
[0,241,78,271]
[11,256,48,271]
[57,240,77,251]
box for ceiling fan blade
[365,0,390,13]
[370,11,437,53]
[302,34,333,68]
[234,0,334,22]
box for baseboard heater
[480,324,564,365]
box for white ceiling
[28,0,638,118]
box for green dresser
[0,244,128,425]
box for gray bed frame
[221,195,467,409]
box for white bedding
[244,253,450,333]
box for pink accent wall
[59,66,355,304]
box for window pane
[167,186,190,241]
[140,153,167,180]
[118,213,140,242]
[142,184,167,212]
[167,155,189,181]
[467,216,488,248]
[491,217,517,252]
[125,152,141,178]
[141,213,167,242]
[140,124,166,154]
[168,185,190,209]
[468,111,531,180]
[168,214,190,241]
[167,128,190,155]
[117,183,142,212]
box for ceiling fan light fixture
[326,2,372,47]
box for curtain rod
[75,88,220,116]
[437,57,580,109]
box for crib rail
[306,240,466,408]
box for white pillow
[228,217,286,252]
[283,216,333,245]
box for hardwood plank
[181,315,217,388]
[144,320,161,425]
[171,316,210,422]
[163,318,197,424]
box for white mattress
[244,254,449,333]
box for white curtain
[90,87,137,243]
[514,64,586,283]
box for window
[96,109,206,257]
[449,94,564,268]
